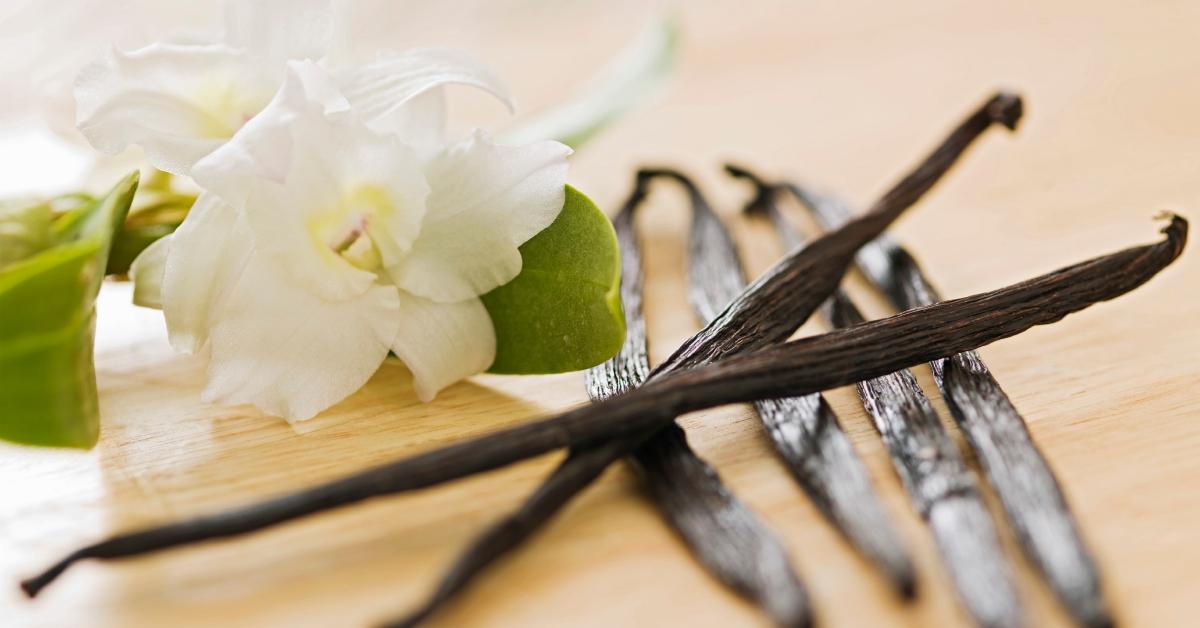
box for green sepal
[483,185,625,374]
[106,183,194,276]
[108,221,180,276]
[0,172,140,448]
[0,200,53,268]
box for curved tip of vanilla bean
[636,166,697,193]
[723,163,775,216]
[623,174,654,215]
[1156,211,1188,252]
[986,91,1024,131]
[20,550,83,598]
[636,167,720,218]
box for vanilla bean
[652,92,1022,374]
[23,213,1185,599]
[381,441,625,628]
[788,182,1112,628]
[382,192,651,628]
[524,92,1023,612]
[22,92,1026,595]
[633,426,812,626]
[731,166,1027,626]
[389,184,810,628]
[612,176,809,627]
[655,167,915,596]
[825,289,1023,628]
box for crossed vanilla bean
[378,93,1024,625]
[381,192,653,628]
[783,179,1112,628]
[24,92,1024,598]
[22,209,1186,599]
[388,180,809,627]
[383,442,627,628]
[594,183,810,627]
[730,166,1022,626]
[644,168,915,595]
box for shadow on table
[73,352,575,609]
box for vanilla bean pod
[599,180,809,627]
[632,426,812,626]
[498,93,1024,610]
[382,191,651,628]
[649,167,915,596]
[787,181,1112,628]
[22,92,1026,596]
[388,183,809,627]
[738,161,1025,622]
[382,442,626,628]
[23,214,1185,600]
[651,93,1021,373]
[731,166,1028,627]
[826,289,1023,628]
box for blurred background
[0,0,664,196]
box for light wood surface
[4,2,1199,626]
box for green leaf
[107,181,195,276]
[0,199,53,268]
[107,221,180,276]
[499,16,680,149]
[483,185,624,374]
[0,172,139,449]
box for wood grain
[3,2,1199,627]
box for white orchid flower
[74,0,512,176]
[133,62,570,420]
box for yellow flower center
[192,76,273,139]
[307,185,397,273]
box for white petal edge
[75,42,278,175]
[129,233,170,309]
[391,291,496,402]
[202,252,402,421]
[389,130,571,302]
[336,48,515,141]
[160,192,253,353]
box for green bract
[0,200,53,267]
[0,172,139,449]
[483,185,625,374]
[107,171,195,276]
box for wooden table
[4,2,1198,626]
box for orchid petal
[195,62,428,303]
[388,130,571,302]
[379,86,446,148]
[75,43,277,175]
[391,291,496,402]
[336,48,514,141]
[129,232,169,309]
[202,253,402,421]
[192,60,348,206]
[159,192,253,354]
